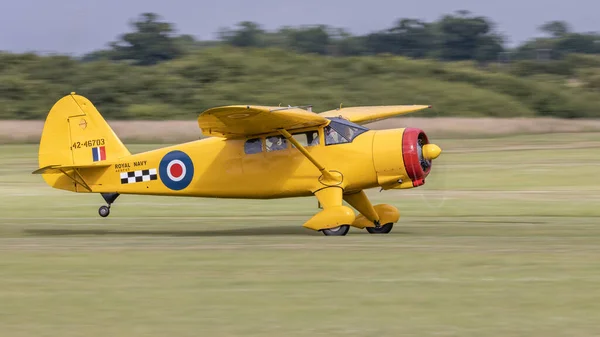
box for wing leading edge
[319,105,431,125]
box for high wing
[197,105,329,138]
[319,105,431,125]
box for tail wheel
[98,205,110,218]
[366,223,394,234]
[322,225,350,236]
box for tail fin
[37,92,130,191]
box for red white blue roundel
[159,151,194,190]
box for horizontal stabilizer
[32,163,111,175]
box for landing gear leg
[99,193,119,218]
[343,190,399,234]
[343,190,381,228]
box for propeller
[412,95,450,210]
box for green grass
[1,134,600,336]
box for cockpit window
[324,118,368,146]
[244,138,262,154]
[266,135,288,152]
[324,126,349,145]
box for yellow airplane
[34,93,442,236]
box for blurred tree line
[1,11,600,120]
[81,11,600,64]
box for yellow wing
[197,105,329,138]
[319,105,431,124]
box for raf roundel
[159,151,194,190]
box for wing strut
[277,129,336,181]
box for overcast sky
[0,0,597,55]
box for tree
[436,10,504,61]
[557,33,600,54]
[364,19,434,57]
[109,13,185,65]
[437,11,485,60]
[516,21,599,60]
[389,19,435,57]
[474,35,505,62]
[285,25,331,55]
[218,21,265,47]
[539,21,571,38]
[329,28,366,56]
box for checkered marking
[120,169,157,184]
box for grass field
[1,133,600,336]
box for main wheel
[366,222,394,234]
[98,205,110,218]
[322,225,350,236]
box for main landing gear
[98,193,119,218]
[306,188,400,236]
[320,222,394,236]
[322,225,350,236]
[366,222,394,234]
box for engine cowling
[373,128,441,189]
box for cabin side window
[266,135,288,152]
[292,131,320,147]
[244,138,263,154]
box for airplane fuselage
[71,127,382,198]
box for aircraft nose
[422,144,442,160]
